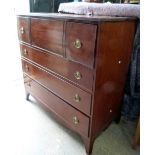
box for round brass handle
[24,49,28,55]
[74,94,81,102]
[73,116,79,125]
[74,71,82,80]
[20,27,25,34]
[74,39,82,49]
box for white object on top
[58,2,140,18]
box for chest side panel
[91,21,136,137]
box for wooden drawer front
[17,17,30,43]
[22,60,92,115]
[24,75,89,137]
[31,18,64,56]
[65,22,97,68]
[20,44,94,91]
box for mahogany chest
[17,13,136,155]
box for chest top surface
[17,12,137,23]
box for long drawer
[22,59,92,115]
[24,75,89,137]
[20,44,94,92]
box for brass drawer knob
[24,49,28,55]
[74,71,82,80]
[20,27,25,34]
[73,116,79,125]
[74,94,81,102]
[74,39,82,49]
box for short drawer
[17,17,30,43]
[65,22,97,68]
[31,18,64,56]
[20,44,94,91]
[22,59,92,115]
[24,75,89,137]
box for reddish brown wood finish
[31,18,64,56]
[17,13,137,155]
[20,44,94,91]
[17,17,30,43]
[22,59,92,115]
[90,21,136,139]
[65,22,97,68]
[24,75,89,137]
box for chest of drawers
[17,13,136,155]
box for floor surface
[0,78,140,155]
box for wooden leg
[82,137,95,155]
[25,91,30,101]
[132,118,140,149]
[114,112,121,124]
